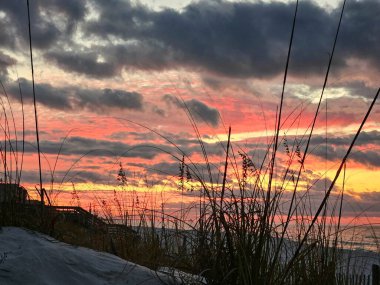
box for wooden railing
[48,206,106,229]
[3,203,135,235]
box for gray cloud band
[1,0,379,79]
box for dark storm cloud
[62,170,111,184]
[339,0,380,67]
[349,151,380,168]
[1,1,379,79]
[185,99,220,127]
[107,131,205,151]
[148,162,182,176]
[287,130,380,168]
[45,51,119,78]
[334,81,379,99]
[86,0,151,38]
[22,136,174,159]
[286,79,379,100]
[40,0,86,22]
[74,88,143,111]
[163,94,220,127]
[344,81,378,99]
[7,78,144,112]
[275,187,380,218]
[202,77,224,90]
[0,18,16,49]
[312,146,380,168]
[9,78,72,109]
[109,131,225,161]
[342,191,380,217]
[108,131,157,141]
[0,0,380,78]
[0,51,16,78]
[311,131,380,148]
[0,52,16,67]
[151,105,166,117]
[65,0,378,79]
[0,0,86,49]
[44,41,176,78]
[147,161,224,185]
[356,131,380,146]
[19,169,110,184]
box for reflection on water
[339,225,380,252]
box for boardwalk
[1,202,135,236]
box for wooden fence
[335,264,379,285]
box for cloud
[41,0,87,22]
[163,94,220,127]
[2,0,379,79]
[342,191,380,217]
[311,146,380,168]
[147,160,224,185]
[280,80,378,102]
[21,136,174,160]
[0,0,87,49]
[350,150,380,168]
[44,40,176,78]
[333,81,379,99]
[339,0,380,67]
[0,51,16,78]
[7,78,144,112]
[185,99,220,127]
[74,88,144,111]
[10,78,72,109]
[151,105,166,117]
[356,131,380,146]
[19,169,111,184]
[77,0,380,78]
[107,131,157,141]
[45,51,119,78]
[61,169,111,184]
[311,131,380,148]
[0,17,16,49]
[284,130,380,168]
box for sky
[0,0,379,221]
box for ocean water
[339,225,380,252]
[282,223,380,253]
[44,189,380,253]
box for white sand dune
[1,226,379,284]
[0,227,178,285]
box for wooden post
[373,264,380,285]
